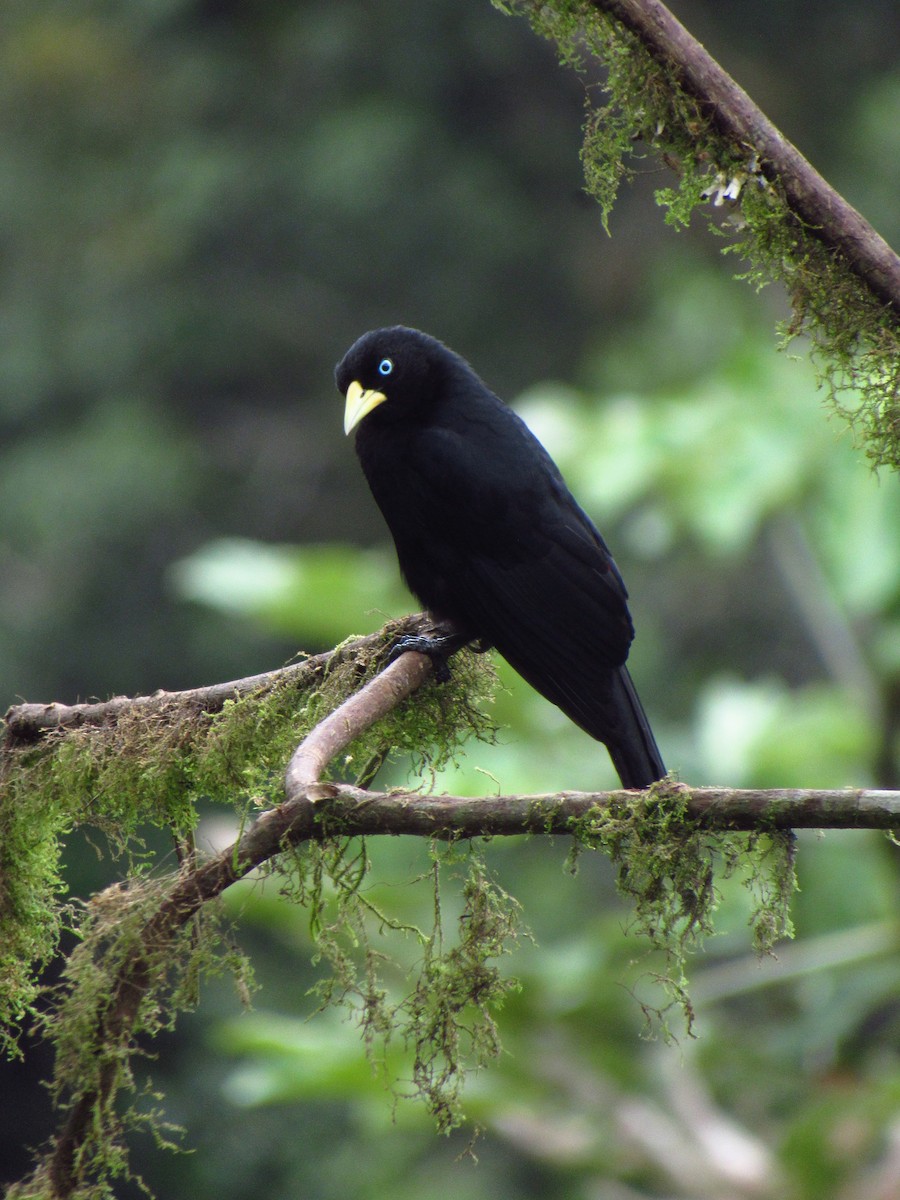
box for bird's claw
[388,632,466,683]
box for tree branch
[278,784,900,835]
[38,619,900,1196]
[590,0,900,312]
[2,613,437,747]
[284,649,433,800]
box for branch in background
[503,0,900,464]
[766,515,879,708]
[591,0,900,311]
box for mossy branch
[3,617,896,1197]
[2,615,437,747]
[1,617,467,1198]
[36,647,443,1200]
[501,0,900,466]
[589,0,900,311]
[267,784,900,835]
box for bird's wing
[411,423,635,668]
[458,532,641,744]
[463,522,634,666]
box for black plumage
[335,326,665,788]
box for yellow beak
[344,379,388,435]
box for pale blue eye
[378,358,393,376]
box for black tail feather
[605,667,666,789]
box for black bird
[335,326,665,788]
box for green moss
[499,0,900,468]
[277,838,522,1134]
[1,625,501,1195]
[405,853,522,1131]
[0,755,72,1057]
[570,782,796,1033]
[0,624,494,1036]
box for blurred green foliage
[2,0,900,1197]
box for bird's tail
[606,666,666,789]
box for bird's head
[335,326,456,435]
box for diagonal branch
[590,0,900,311]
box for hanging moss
[0,627,496,1054]
[570,782,796,1033]
[497,0,900,467]
[2,627,502,1196]
[275,836,523,1134]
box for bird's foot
[388,630,470,683]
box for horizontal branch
[592,0,900,312]
[2,613,437,747]
[298,784,900,835]
[32,617,899,1195]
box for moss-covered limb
[590,0,900,311]
[0,616,415,1022]
[313,784,900,835]
[501,0,900,467]
[2,612,438,748]
[25,638,493,1200]
[0,614,462,1043]
[0,615,488,1184]
[43,881,258,1199]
